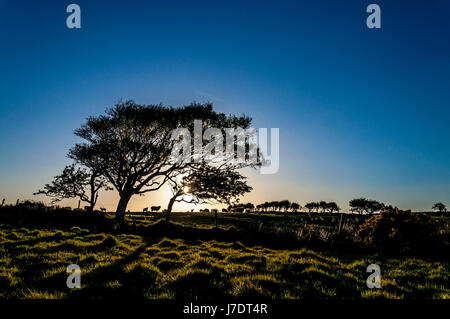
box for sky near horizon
[0,0,449,212]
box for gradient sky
[1,0,449,212]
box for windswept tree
[367,200,382,214]
[432,202,447,213]
[304,202,316,214]
[319,201,328,213]
[349,198,366,214]
[279,200,291,212]
[164,163,252,223]
[290,202,300,212]
[34,164,110,211]
[259,202,271,212]
[69,100,256,224]
[326,202,340,214]
[349,198,381,214]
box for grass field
[0,210,448,299]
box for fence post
[1,198,4,206]
[338,213,344,233]
[16,199,19,206]
[215,210,218,229]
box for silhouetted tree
[325,202,340,214]
[165,163,252,225]
[34,164,110,211]
[279,200,291,212]
[290,202,300,212]
[367,200,382,214]
[69,100,255,224]
[432,202,447,213]
[318,201,328,213]
[261,201,271,212]
[349,198,381,214]
[305,202,315,214]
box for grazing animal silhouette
[151,206,160,212]
[222,208,228,212]
[143,207,148,212]
[100,208,106,212]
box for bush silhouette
[358,206,440,256]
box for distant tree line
[227,198,387,215]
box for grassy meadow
[0,208,448,299]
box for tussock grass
[0,216,448,299]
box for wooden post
[78,200,80,209]
[1,198,4,206]
[338,213,344,233]
[215,210,218,229]
[16,199,19,206]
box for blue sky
[0,0,449,211]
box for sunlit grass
[0,224,448,299]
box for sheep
[151,206,161,212]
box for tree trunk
[115,195,131,223]
[87,178,97,212]
[166,196,176,222]
[87,200,94,212]
[215,210,218,229]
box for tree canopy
[165,162,252,221]
[432,202,447,213]
[34,163,110,211]
[69,100,258,223]
[349,198,382,214]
